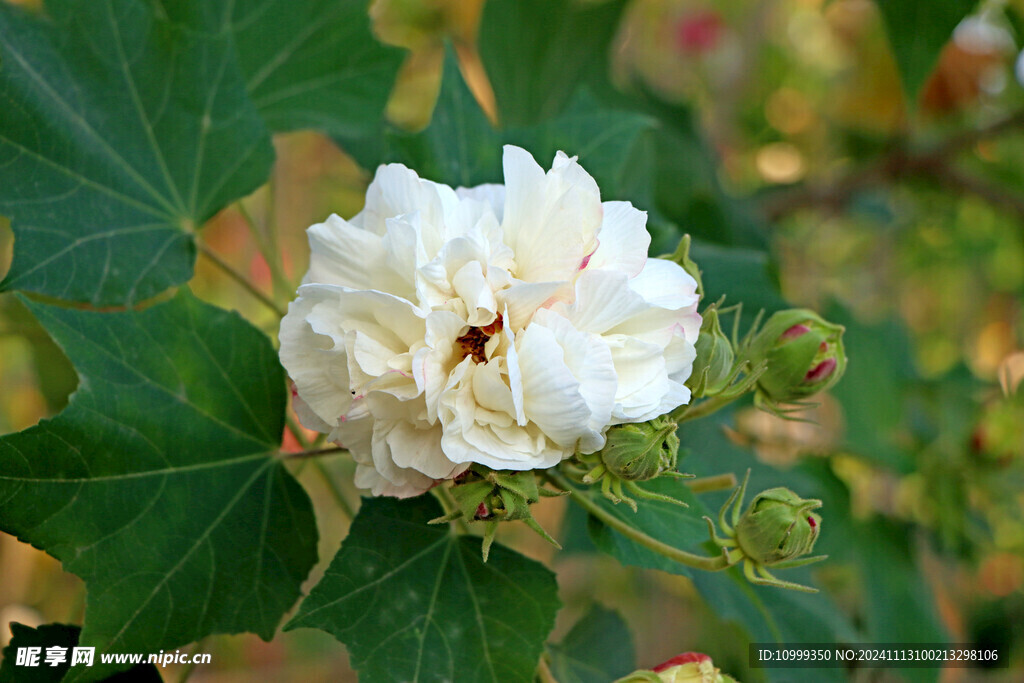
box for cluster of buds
[616,652,738,682]
[565,416,693,510]
[429,466,563,561]
[705,470,826,592]
[737,309,847,414]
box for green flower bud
[688,307,735,397]
[743,309,846,404]
[599,415,680,482]
[734,487,822,566]
[433,467,563,561]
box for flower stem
[196,241,286,318]
[685,473,738,494]
[546,471,730,573]
[536,656,560,683]
[671,392,737,423]
[279,446,347,460]
[432,486,471,535]
[236,200,292,299]
[313,460,356,521]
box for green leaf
[876,0,977,102]
[158,0,406,136]
[679,414,860,683]
[546,605,635,683]
[857,519,948,643]
[478,0,628,126]
[689,570,853,683]
[0,291,317,682]
[286,496,560,683]
[0,0,274,305]
[0,623,160,683]
[580,478,709,577]
[824,307,915,472]
[688,241,786,330]
[339,47,655,201]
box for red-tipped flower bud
[735,487,822,566]
[616,652,738,682]
[742,309,846,404]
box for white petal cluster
[280,145,701,497]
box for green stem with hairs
[685,472,738,494]
[546,471,731,573]
[670,392,738,423]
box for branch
[762,109,1024,220]
[278,446,347,460]
[546,470,731,573]
[196,241,286,318]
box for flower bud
[615,652,738,683]
[435,467,562,560]
[688,307,735,397]
[743,309,846,404]
[599,415,680,481]
[734,487,822,566]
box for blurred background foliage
[2,0,1024,681]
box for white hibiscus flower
[280,145,701,498]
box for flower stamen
[456,313,503,363]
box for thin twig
[762,108,1024,220]
[278,446,347,460]
[313,460,356,520]
[236,200,292,299]
[196,241,286,318]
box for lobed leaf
[157,0,406,137]
[0,0,273,305]
[0,291,317,682]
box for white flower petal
[498,280,568,330]
[280,145,704,496]
[628,258,700,312]
[456,183,506,221]
[279,295,353,428]
[586,201,651,276]
[515,323,592,448]
[532,309,617,453]
[556,269,648,334]
[502,146,603,283]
